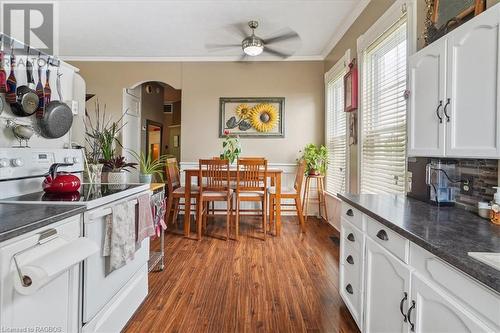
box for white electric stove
[0,148,150,333]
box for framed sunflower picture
[219,97,285,138]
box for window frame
[356,0,416,194]
[324,49,351,196]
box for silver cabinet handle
[345,284,353,294]
[443,98,450,122]
[376,229,389,241]
[346,255,354,265]
[435,100,443,123]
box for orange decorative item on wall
[344,59,358,113]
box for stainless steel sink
[468,252,500,270]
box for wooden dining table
[182,168,284,238]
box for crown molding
[320,0,371,59]
[59,55,324,62]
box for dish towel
[102,200,136,274]
[136,193,155,244]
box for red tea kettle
[42,163,81,193]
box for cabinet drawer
[341,202,364,230]
[366,216,409,263]
[410,243,500,330]
[340,249,361,291]
[340,265,362,327]
[341,218,363,254]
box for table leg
[184,172,192,237]
[321,177,328,222]
[276,172,282,236]
[303,177,310,224]
[317,177,322,220]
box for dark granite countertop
[338,193,500,294]
[0,204,86,242]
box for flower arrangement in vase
[220,130,241,164]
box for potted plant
[101,156,137,184]
[299,144,329,175]
[130,150,168,184]
[220,130,241,164]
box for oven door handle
[87,198,138,220]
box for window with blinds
[326,71,347,195]
[360,16,407,194]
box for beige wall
[71,61,324,164]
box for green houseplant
[101,156,137,184]
[220,130,241,164]
[299,144,329,175]
[130,150,168,184]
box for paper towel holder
[12,228,59,287]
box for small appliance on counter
[43,163,81,193]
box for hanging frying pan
[37,69,73,138]
[10,58,39,117]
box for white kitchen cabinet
[364,237,411,333]
[445,7,500,158]
[408,6,500,158]
[408,40,446,157]
[408,274,493,333]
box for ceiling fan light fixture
[242,36,264,56]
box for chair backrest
[198,159,231,193]
[294,159,306,194]
[236,157,268,192]
[165,157,181,194]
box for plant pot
[85,163,104,184]
[308,169,320,176]
[107,171,127,184]
[139,174,152,184]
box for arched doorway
[122,81,181,182]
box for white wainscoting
[178,162,321,217]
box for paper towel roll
[13,237,98,295]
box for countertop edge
[338,194,500,295]
[0,205,86,243]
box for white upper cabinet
[408,40,446,157]
[408,6,500,158]
[409,274,493,333]
[364,238,411,333]
[446,8,500,157]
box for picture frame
[219,97,285,138]
[344,60,358,113]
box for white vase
[139,174,152,184]
[107,171,127,184]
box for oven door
[82,193,149,324]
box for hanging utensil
[35,55,44,117]
[43,65,51,105]
[38,69,73,138]
[5,45,17,105]
[0,38,6,94]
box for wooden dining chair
[235,158,268,240]
[197,159,233,240]
[269,159,306,233]
[165,158,199,229]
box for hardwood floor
[124,215,359,333]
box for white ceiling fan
[206,20,301,60]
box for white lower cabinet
[364,238,411,333]
[338,204,500,333]
[409,274,493,333]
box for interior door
[409,273,493,333]
[122,87,142,182]
[408,40,446,157]
[364,237,411,333]
[446,8,500,158]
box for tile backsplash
[409,157,499,211]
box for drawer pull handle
[345,284,353,294]
[400,292,408,322]
[435,100,443,123]
[346,209,354,217]
[346,255,354,265]
[407,300,416,331]
[376,229,389,241]
[347,233,355,242]
[443,98,450,122]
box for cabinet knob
[346,255,354,265]
[346,209,354,217]
[345,284,353,295]
[347,233,355,242]
[407,300,416,331]
[376,229,389,241]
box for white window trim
[356,0,416,193]
[324,49,351,196]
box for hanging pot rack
[0,32,60,67]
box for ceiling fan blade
[263,47,292,59]
[227,22,250,39]
[263,30,300,45]
[205,43,241,51]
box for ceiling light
[242,36,264,56]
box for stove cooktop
[0,183,149,205]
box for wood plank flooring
[124,216,359,333]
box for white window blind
[326,69,347,195]
[360,16,407,194]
